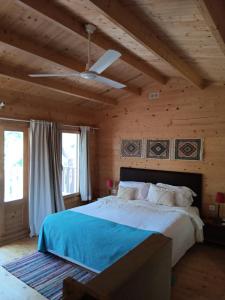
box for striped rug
[3,251,97,300]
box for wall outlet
[209,204,216,211]
[148,91,160,100]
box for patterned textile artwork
[175,139,203,160]
[146,139,170,159]
[121,139,142,157]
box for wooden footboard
[63,234,172,300]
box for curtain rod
[0,117,99,130]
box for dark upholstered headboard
[120,167,202,212]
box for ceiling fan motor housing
[81,71,97,80]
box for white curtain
[29,120,65,236]
[79,126,92,201]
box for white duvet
[72,196,204,266]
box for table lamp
[215,192,225,223]
[106,179,113,194]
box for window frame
[61,127,80,198]
[0,121,28,205]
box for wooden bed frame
[63,167,202,300]
[63,235,172,300]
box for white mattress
[71,196,204,267]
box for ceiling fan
[29,24,126,89]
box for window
[62,132,80,196]
[4,131,24,202]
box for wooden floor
[172,244,225,300]
[0,237,46,300]
[0,239,225,300]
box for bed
[70,195,202,267]
[38,167,204,299]
[118,167,204,265]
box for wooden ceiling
[0,0,224,109]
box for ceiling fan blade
[29,72,80,78]
[89,50,121,74]
[94,75,126,89]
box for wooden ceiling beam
[18,0,168,85]
[0,64,117,106]
[0,29,140,96]
[196,0,225,56]
[87,0,206,89]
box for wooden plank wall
[0,89,96,125]
[95,78,225,217]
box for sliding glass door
[0,121,28,245]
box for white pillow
[119,181,150,200]
[117,186,136,200]
[147,184,175,206]
[156,183,197,207]
[156,183,197,197]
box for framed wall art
[146,139,171,159]
[121,139,143,158]
[174,139,203,160]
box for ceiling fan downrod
[85,24,96,71]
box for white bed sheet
[71,196,204,267]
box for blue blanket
[38,210,157,272]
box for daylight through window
[62,132,80,196]
[4,131,24,202]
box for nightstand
[203,218,225,246]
